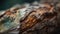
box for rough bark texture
[0,0,60,34]
[20,3,58,34]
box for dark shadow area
[0,0,39,10]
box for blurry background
[0,0,59,10]
[0,0,40,10]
